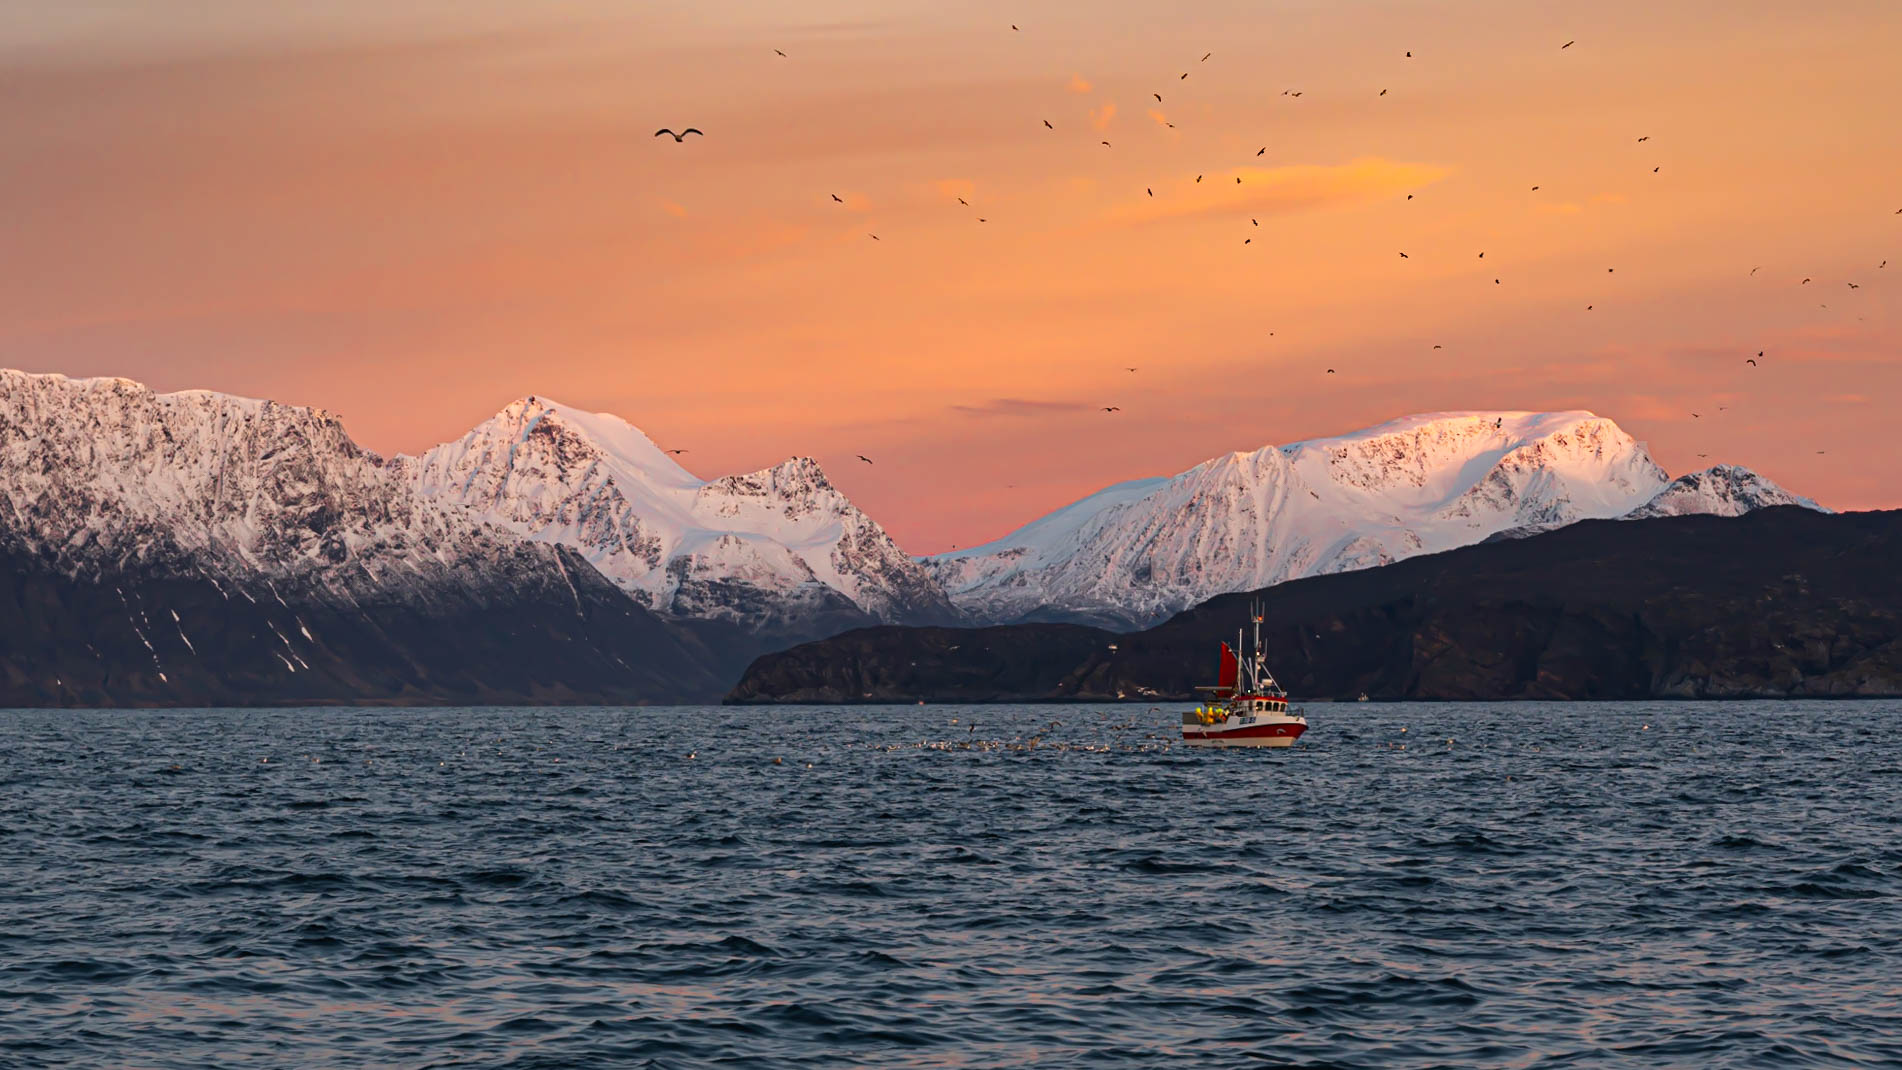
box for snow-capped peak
[924,409,1735,628]
[406,396,953,628]
[1623,464,1826,519]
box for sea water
[1,701,1897,1068]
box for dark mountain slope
[0,538,735,707]
[728,508,1902,702]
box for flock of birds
[652,24,1895,461]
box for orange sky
[3,1,1899,552]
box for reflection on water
[1,701,1898,1068]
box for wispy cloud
[1111,157,1452,223]
[1090,102,1116,131]
[932,178,975,202]
[1146,108,1171,128]
[660,200,688,218]
[1067,74,1093,94]
[951,398,1093,418]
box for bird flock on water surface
[651,24,1893,469]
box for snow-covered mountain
[925,411,1818,628]
[403,397,954,631]
[0,370,752,703]
[0,369,532,596]
[1622,464,1822,519]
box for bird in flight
[1326,368,1336,374]
[1125,367,1138,372]
[1252,219,1259,226]
[1587,304,1594,310]
[1802,278,1811,284]
[1531,185,1541,191]
[1146,188,1153,196]
[1848,282,1860,289]
[1257,147,1266,155]
[1433,345,1443,349]
[1101,406,1121,413]
[1637,136,1649,142]
[1380,89,1388,96]
[665,449,688,455]
[1653,167,1661,173]
[1562,40,1576,49]
[654,128,703,142]
[1011,24,1019,31]
[774,49,786,57]
[1244,238,1252,244]
[1692,412,1701,418]
[1399,252,1409,258]
[1180,72,1189,80]
[1154,93,1163,102]
[1202,52,1213,61]
[831,194,843,203]
[1750,266,1760,276]
[857,455,874,464]
[868,234,880,241]
[1101,140,1112,147]
[1748,358,1758,366]
[1043,119,1053,129]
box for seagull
[1202,52,1213,61]
[665,449,688,455]
[1101,140,1112,147]
[958,197,968,205]
[1180,72,1189,79]
[1244,238,1252,244]
[831,194,843,203]
[1587,304,1594,310]
[1399,252,1409,258]
[868,233,880,241]
[1747,358,1757,366]
[1406,51,1412,57]
[1433,344,1443,349]
[1637,136,1649,142]
[1478,252,1485,258]
[1125,367,1138,372]
[1101,406,1121,412]
[1196,175,1202,183]
[654,128,703,142]
[1380,89,1388,96]
[857,455,874,464]
[1257,147,1266,156]
[1531,185,1541,191]
[1043,119,1053,129]
[1562,40,1575,49]
[1802,278,1811,284]
[1252,219,1258,226]
[1653,167,1660,173]
[1147,188,1153,196]
[1692,412,1701,418]
[1848,282,1860,289]
[1155,93,1163,102]
[1750,266,1760,276]
[774,49,786,57]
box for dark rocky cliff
[728,508,1902,703]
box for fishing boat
[1181,603,1307,748]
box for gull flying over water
[654,128,703,142]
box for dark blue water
[2,702,1898,1068]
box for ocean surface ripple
[2,701,1899,1068]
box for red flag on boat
[1218,642,1239,692]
